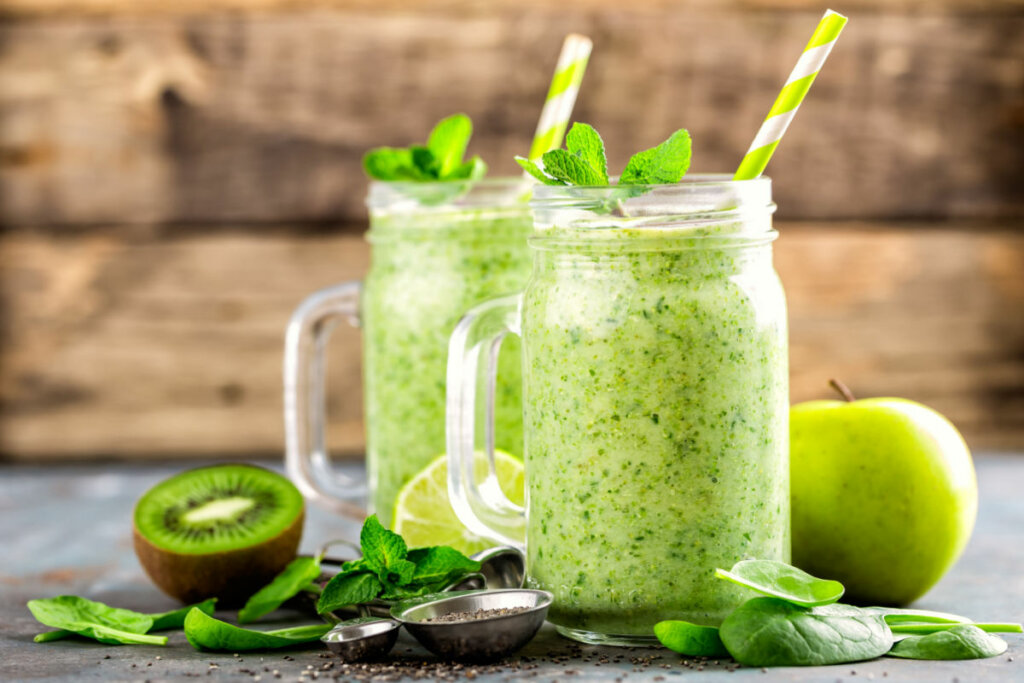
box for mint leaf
[364,147,417,181]
[408,547,481,584]
[447,156,488,181]
[410,146,440,179]
[515,157,565,186]
[360,515,416,586]
[565,123,609,184]
[239,557,322,624]
[427,113,472,177]
[542,149,606,186]
[316,572,383,614]
[620,129,692,184]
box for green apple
[790,383,977,606]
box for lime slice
[392,451,525,554]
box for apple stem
[829,378,856,402]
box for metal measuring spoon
[390,589,552,662]
[321,617,401,662]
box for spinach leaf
[654,620,729,657]
[239,557,322,624]
[889,622,1022,635]
[31,597,217,643]
[864,607,971,626]
[719,597,892,667]
[150,598,218,631]
[184,608,331,652]
[28,595,163,646]
[715,560,844,607]
[888,624,1008,660]
[317,572,383,614]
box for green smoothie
[520,182,789,641]
[362,182,532,525]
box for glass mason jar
[447,176,790,644]
[285,178,533,525]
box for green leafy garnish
[515,122,691,187]
[653,620,729,657]
[888,621,1022,635]
[149,598,219,631]
[715,559,845,607]
[318,572,383,613]
[239,557,322,624]
[184,608,331,652]
[363,114,486,182]
[619,129,692,184]
[316,515,480,614]
[29,595,216,645]
[719,597,893,667]
[865,607,972,626]
[887,625,1008,660]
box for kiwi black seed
[133,464,304,606]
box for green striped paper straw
[734,10,848,180]
[527,33,593,160]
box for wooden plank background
[0,0,1022,458]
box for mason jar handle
[446,294,526,549]
[284,281,366,520]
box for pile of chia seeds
[423,607,532,624]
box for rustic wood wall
[1,0,1022,458]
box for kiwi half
[133,464,304,606]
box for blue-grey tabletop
[1,455,1022,682]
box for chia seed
[423,606,532,623]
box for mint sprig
[516,122,692,187]
[316,515,481,614]
[363,114,487,182]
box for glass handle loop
[284,281,366,520]
[446,294,526,549]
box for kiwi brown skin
[133,509,303,607]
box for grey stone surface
[1,456,1022,682]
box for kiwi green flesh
[133,464,304,554]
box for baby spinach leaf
[149,598,218,631]
[889,622,1022,635]
[654,620,729,657]
[565,123,609,184]
[317,572,383,615]
[28,595,163,645]
[184,608,331,652]
[865,607,971,626]
[32,597,217,643]
[719,597,892,667]
[239,557,322,624]
[888,625,1008,660]
[715,559,844,607]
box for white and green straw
[528,33,594,160]
[734,10,848,180]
